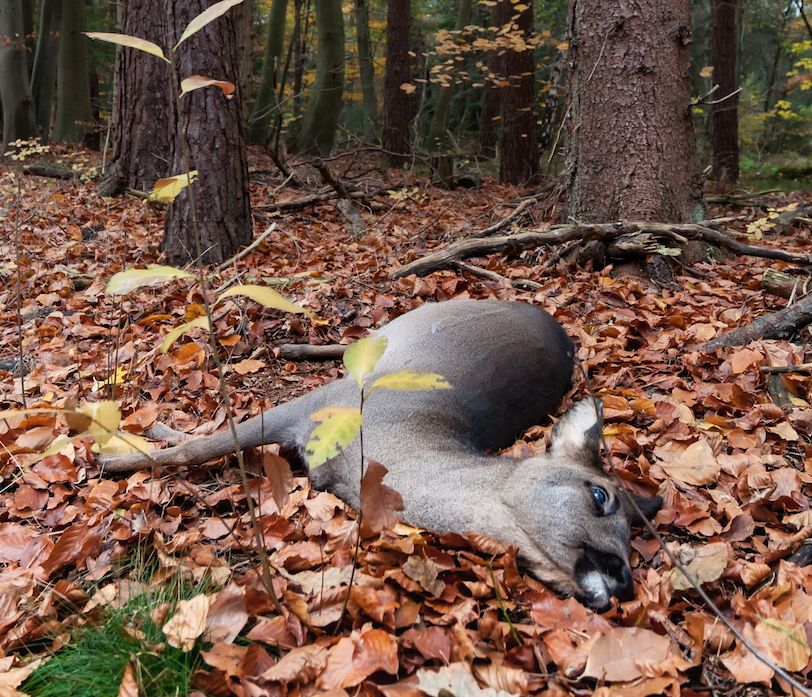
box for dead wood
[761,269,811,300]
[23,164,74,180]
[312,157,367,238]
[277,343,346,361]
[392,221,812,279]
[700,292,812,350]
[468,198,534,238]
[453,261,541,291]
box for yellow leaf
[92,366,128,393]
[95,432,155,457]
[175,0,244,49]
[180,75,236,98]
[76,401,122,446]
[700,65,714,78]
[106,264,193,295]
[84,32,167,61]
[343,336,387,388]
[400,82,416,94]
[306,407,363,469]
[149,171,198,203]
[368,370,451,393]
[217,284,312,317]
[161,316,211,353]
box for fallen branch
[761,269,811,300]
[760,363,812,374]
[22,164,74,180]
[257,189,369,213]
[453,261,541,291]
[468,199,534,238]
[216,224,276,271]
[277,343,346,361]
[700,292,812,350]
[392,221,812,279]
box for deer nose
[614,565,634,602]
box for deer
[101,299,661,610]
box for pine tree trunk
[427,0,473,150]
[53,0,94,143]
[711,0,739,184]
[248,0,287,144]
[498,0,537,184]
[294,0,344,155]
[566,0,701,222]
[97,0,170,195]
[162,0,252,265]
[30,0,62,139]
[0,0,37,146]
[354,0,378,141]
[383,0,412,166]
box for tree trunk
[96,0,171,196]
[292,0,307,124]
[478,4,502,159]
[30,0,62,139]
[162,0,252,265]
[711,0,739,184]
[294,0,344,155]
[427,0,473,151]
[53,0,94,143]
[498,0,537,184]
[566,0,701,222]
[383,0,412,166]
[248,0,287,144]
[354,0,378,141]
[0,0,37,146]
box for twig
[760,363,812,374]
[216,224,276,271]
[277,343,346,361]
[453,261,541,291]
[467,199,534,238]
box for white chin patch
[553,401,599,452]
[579,570,609,608]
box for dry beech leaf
[204,582,247,644]
[256,446,293,510]
[260,644,327,683]
[360,460,403,534]
[402,556,444,596]
[162,594,211,651]
[117,661,138,697]
[667,541,728,591]
[754,619,811,672]
[416,662,516,697]
[653,439,720,485]
[582,627,672,682]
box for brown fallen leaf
[666,541,728,591]
[162,594,211,651]
[360,460,403,534]
[117,661,138,697]
[581,627,672,682]
[205,582,247,644]
[653,439,720,485]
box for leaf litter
[0,147,812,694]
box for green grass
[22,566,208,697]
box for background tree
[0,0,37,146]
[248,0,287,144]
[497,0,538,184]
[383,0,412,166]
[354,0,378,142]
[97,0,170,195]
[566,0,701,222]
[162,0,252,265]
[30,0,61,138]
[711,0,740,184]
[294,0,345,155]
[53,0,94,143]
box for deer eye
[591,485,608,508]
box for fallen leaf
[654,439,720,485]
[162,594,210,651]
[667,541,728,591]
[582,627,672,682]
[360,460,403,534]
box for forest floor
[1,145,812,696]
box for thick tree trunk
[0,0,37,146]
[97,0,170,195]
[566,0,701,222]
[354,0,378,141]
[53,0,94,143]
[294,0,344,155]
[498,0,537,184]
[383,0,412,166]
[427,0,473,150]
[248,0,287,144]
[292,0,307,124]
[30,0,62,139]
[711,0,739,184]
[162,0,252,265]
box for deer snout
[575,546,634,611]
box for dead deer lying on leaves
[102,300,661,610]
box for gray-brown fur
[102,300,658,609]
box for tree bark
[711,0,739,184]
[53,0,94,143]
[97,0,170,195]
[566,0,701,222]
[162,0,252,265]
[354,0,378,141]
[383,0,412,166]
[30,0,62,139]
[248,0,288,144]
[294,0,344,155]
[0,0,37,147]
[427,0,473,150]
[478,4,502,159]
[497,0,538,184]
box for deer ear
[551,399,603,466]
